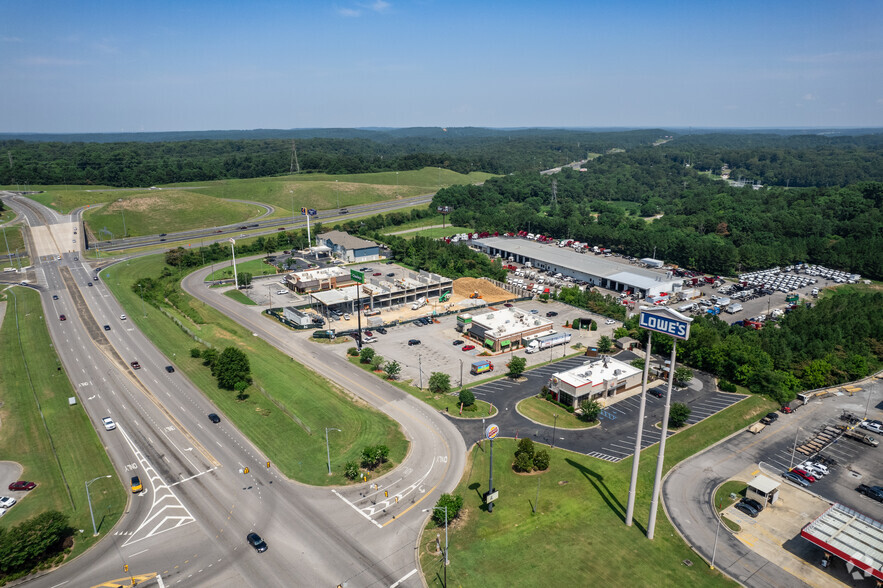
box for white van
[276,290,288,295]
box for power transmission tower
[551,178,558,209]
[290,140,300,174]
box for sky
[1,0,881,133]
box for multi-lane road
[1,193,464,587]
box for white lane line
[331,489,383,528]
[390,568,418,587]
[128,548,150,557]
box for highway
[1,193,466,587]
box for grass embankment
[103,255,407,485]
[516,396,597,429]
[84,190,264,239]
[419,394,775,587]
[206,258,280,281]
[0,288,127,555]
[0,226,26,259]
[223,289,257,305]
[346,355,495,418]
[396,226,472,240]
[715,480,748,512]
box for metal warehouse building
[318,230,382,263]
[473,237,681,298]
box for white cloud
[803,93,816,101]
[20,56,86,66]
[370,0,391,12]
[336,6,362,17]
[1,36,23,42]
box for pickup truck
[760,412,779,425]
[748,422,766,434]
[843,430,879,447]
[857,484,883,502]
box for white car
[276,290,288,295]
[0,496,17,509]
[102,417,116,431]
[120,314,127,320]
[605,319,616,325]
[799,462,827,477]
[343,313,351,320]
[860,421,883,434]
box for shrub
[579,399,602,422]
[371,355,385,370]
[533,449,550,471]
[515,437,535,461]
[458,389,475,406]
[432,494,463,526]
[590,321,597,331]
[719,379,738,392]
[361,444,390,469]
[344,461,360,480]
[429,372,452,394]
[190,347,202,358]
[513,451,534,472]
[669,402,691,428]
[359,347,376,364]
[347,347,359,357]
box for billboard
[639,307,692,340]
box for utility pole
[325,427,341,475]
[229,238,239,289]
[418,354,423,389]
[121,209,127,237]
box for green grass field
[516,396,597,429]
[378,214,449,233]
[83,190,264,239]
[223,289,257,305]
[419,393,775,587]
[393,226,472,240]
[103,255,407,485]
[206,258,281,281]
[0,288,127,555]
[715,480,747,511]
[0,225,26,260]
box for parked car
[246,532,268,553]
[503,303,513,308]
[376,327,387,335]
[734,502,759,518]
[782,471,809,487]
[857,484,883,502]
[0,497,17,509]
[605,319,616,325]
[791,468,816,483]
[546,311,558,317]
[649,387,665,398]
[373,272,381,276]
[760,412,779,425]
[408,339,420,346]
[453,340,464,346]
[208,413,221,424]
[130,476,143,493]
[740,497,765,513]
[530,309,539,314]
[860,421,883,434]
[387,273,395,277]
[462,345,476,351]
[8,481,36,491]
[130,361,141,370]
[102,417,116,431]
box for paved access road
[662,381,882,588]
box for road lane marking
[390,569,418,587]
[331,489,383,528]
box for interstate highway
[3,194,465,587]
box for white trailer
[525,332,572,354]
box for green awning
[484,338,495,347]
[501,340,511,347]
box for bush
[719,379,738,392]
[579,399,602,422]
[347,347,359,357]
[190,347,202,358]
[507,356,527,379]
[513,451,534,473]
[344,461,360,480]
[458,389,475,406]
[590,321,598,331]
[533,449,550,471]
[669,402,691,428]
[360,444,390,469]
[429,372,451,394]
[359,347,376,364]
[515,437,535,461]
[371,355,385,370]
[432,494,463,526]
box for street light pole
[86,475,112,535]
[710,513,722,570]
[552,413,558,448]
[789,426,802,470]
[459,359,463,390]
[138,283,145,317]
[325,427,341,475]
[424,506,449,588]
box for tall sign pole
[623,307,692,537]
[625,334,653,527]
[437,206,452,229]
[350,269,365,351]
[484,424,500,513]
[228,238,238,289]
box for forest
[433,151,883,279]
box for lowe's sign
[639,307,692,341]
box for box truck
[470,360,494,375]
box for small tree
[630,358,645,369]
[359,347,375,364]
[514,451,534,473]
[669,402,691,428]
[234,380,249,401]
[458,388,475,407]
[237,272,253,288]
[674,366,694,386]
[190,347,202,358]
[214,347,252,390]
[507,356,527,379]
[597,335,612,353]
[370,355,384,371]
[589,321,597,331]
[432,494,464,526]
[384,360,401,380]
[515,437,535,462]
[429,372,451,394]
[201,348,218,369]
[360,444,390,469]
[579,399,602,422]
[533,449,550,471]
[347,347,359,357]
[344,461,360,480]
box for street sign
[639,307,692,340]
[485,423,499,440]
[486,491,499,502]
[350,269,365,283]
[301,207,307,215]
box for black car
[387,273,395,277]
[87,282,93,287]
[103,324,111,331]
[453,340,464,346]
[376,327,387,335]
[159,233,167,237]
[734,502,759,518]
[408,339,420,346]
[165,365,175,373]
[649,387,665,398]
[740,497,764,513]
[546,311,558,317]
[760,412,779,425]
[52,295,59,300]
[421,317,432,325]
[246,532,267,553]
[208,413,221,424]
[857,484,883,502]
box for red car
[130,361,141,370]
[59,314,66,321]
[781,405,793,414]
[462,345,476,351]
[373,272,381,276]
[364,331,373,337]
[8,481,36,491]
[792,468,816,483]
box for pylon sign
[485,424,499,440]
[638,306,693,340]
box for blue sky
[1,0,881,132]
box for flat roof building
[474,237,681,298]
[547,356,642,408]
[318,230,382,263]
[284,266,354,293]
[465,307,553,352]
[308,270,453,317]
[801,503,883,582]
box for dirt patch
[452,277,513,304]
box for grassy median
[0,288,126,555]
[103,255,407,486]
[419,393,774,587]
